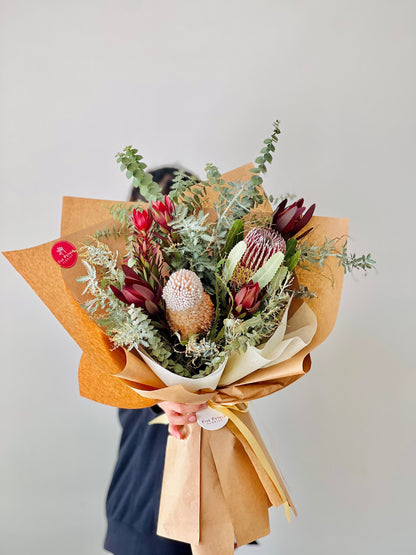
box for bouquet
[4,121,374,554]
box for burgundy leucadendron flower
[130,208,153,234]
[272,198,315,240]
[232,281,262,318]
[151,195,175,231]
[110,265,162,315]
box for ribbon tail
[148,413,169,425]
[212,402,294,523]
[284,501,291,522]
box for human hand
[158,401,208,440]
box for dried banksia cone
[162,269,214,338]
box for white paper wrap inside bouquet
[218,301,317,386]
[137,348,228,392]
[137,300,317,392]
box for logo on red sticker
[51,241,78,268]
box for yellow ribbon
[209,401,292,522]
[149,413,169,425]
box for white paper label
[196,406,228,430]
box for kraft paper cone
[135,381,295,553]
[157,412,281,554]
[3,242,152,409]
[156,423,269,554]
[194,430,235,555]
[157,425,202,545]
[206,423,272,545]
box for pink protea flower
[110,265,162,315]
[232,227,286,288]
[130,208,153,234]
[232,281,261,318]
[152,195,175,231]
[272,198,315,240]
[241,227,286,271]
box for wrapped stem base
[157,410,294,554]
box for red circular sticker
[51,241,78,268]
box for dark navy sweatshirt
[104,407,192,555]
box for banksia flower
[162,269,214,339]
[232,227,286,288]
[272,198,315,240]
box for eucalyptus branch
[299,237,376,274]
[116,146,163,201]
[169,170,206,211]
[78,245,171,363]
[247,119,281,203]
[109,203,136,227]
[336,242,376,273]
[268,192,297,208]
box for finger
[166,413,196,426]
[175,411,198,423]
[172,402,208,415]
[159,401,208,415]
[169,424,184,440]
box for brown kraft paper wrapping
[3,163,348,553]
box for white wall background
[1,1,415,554]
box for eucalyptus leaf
[140,182,162,201]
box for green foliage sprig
[94,225,124,241]
[109,202,136,227]
[167,205,217,292]
[201,122,282,251]
[116,146,163,201]
[170,336,225,378]
[169,170,206,211]
[268,192,296,208]
[78,241,171,363]
[299,238,376,274]
[92,203,135,240]
[336,242,376,273]
[207,172,266,251]
[248,119,281,189]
